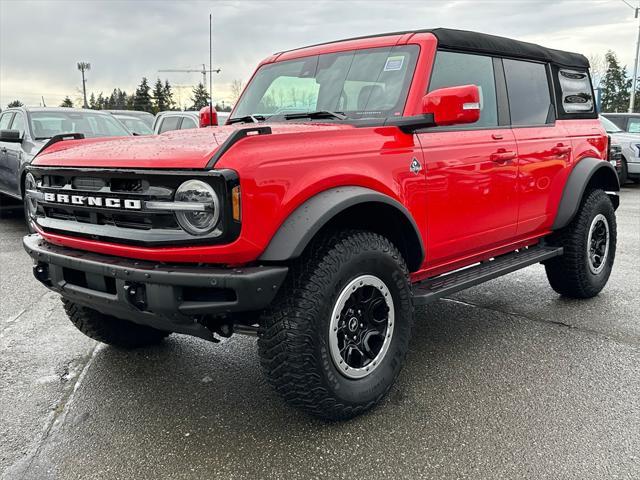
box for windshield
[30,111,131,139]
[232,45,419,121]
[599,116,623,133]
[115,116,153,135]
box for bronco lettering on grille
[42,192,142,210]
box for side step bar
[413,245,563,306]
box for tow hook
[123,282,147,310]
[33,262,50,285]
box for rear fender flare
[552,157,620,230]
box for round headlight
[24,173,38,218]
[174,180,220,236]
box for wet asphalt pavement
[1,185,639,480]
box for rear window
[557,69,594,114]
[503,59,553,126]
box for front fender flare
[259,186,424,267]
[552,158,620,230]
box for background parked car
[152,110,230,134]
[0,107,132,224]
[105,109,154,128]
[600,115,640,185]
[602,113,640,134]
[110,113,154,135]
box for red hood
[33,123,353,169]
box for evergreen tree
[117,89,128,109]
[126,93,135,110]
[190,83,210,110]
[133,77,153,112]
[600,50,632,113]
[60,97,73,107]
[152,78,167,113]
[88,93,97,109]
[7,100,24,108]
[163,80,175,111]
[96,92,106,110]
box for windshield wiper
[284,111,346,121]
[227,115,266,125]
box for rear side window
[159,116,181,133]
[429,51,498,128]
[557,69,593,114]
[503,59,552,126]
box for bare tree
[588,53,607,89]
[230,79,243,103]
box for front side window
[30,111,130,139]
[558,69,593,114]
[10,113,25,134]
[428,51,498,128]
[503,59,553,126]
[627,119,640,134]
[0,112,14,130]
[232,45,419,121]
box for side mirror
[422,85,480,126]
[199,106,219,127]
[0,129,22,143]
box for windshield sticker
[384,56,405,72]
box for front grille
[28,168,240,247]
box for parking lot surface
[1,185,639,480]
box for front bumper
[23,234,288,340]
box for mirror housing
[0,129,22,143]
[422,84,480,126]
[199,106,219,127]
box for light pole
[624,1,640,112]
[77,62,91,108]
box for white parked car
[600,115,640,184]
[153,110,230,134]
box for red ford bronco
[23,29,619,420]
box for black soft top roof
[430,28,588,69]
[283,28,589,69]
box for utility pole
[630,5,640,112]
[210,13,214,117]
[77,62,91,108]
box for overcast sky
[0,0,638,109]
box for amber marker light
[232,185,241,221]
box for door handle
[491,133,504,140]
[552,144,572,156]
[490,149,517,163]
[0,147,7,154]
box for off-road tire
[63,299,170,348]
[544,189,616,298]
[258,230,413,421]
